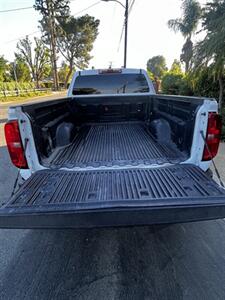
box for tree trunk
[64,65,73,89]
[31,70,36,85]
[36,79,40,89]
[185,60,189,74]
[218,75,223,111]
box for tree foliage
[0,56,9,82]
[16,36,51,87]
[170,59,182,74]
[34,0,70,45]
[161,59,191,95]
[10,58,31,82]
[35,0,99,89]
[168,0,201,37]
[34,0,70,90]
[146,55,167,79]
[34,0,70,16]
[168,0,201,72]
[56,14,99,87]
[192,0,225,109]
[189,67,221,98]
[58,61,74,84]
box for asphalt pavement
[0,95,225,300]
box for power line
[0,0,76,14]
[2,1,102,44]
[0,0,100,15]
[128,0,136,14]
[5,31,41,44]
[0,6,33,13]
[73,1,101,16]
[117,23,125,52]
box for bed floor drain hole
[87,192,98,200]
[140,190,149,197]
[184,186,192,191]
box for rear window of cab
[72,73,150,95]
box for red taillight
[202,112,222,161]
[4,120,28,169]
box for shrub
[190,69,221,99]
[0,81,35,92]
[161,73,192,95]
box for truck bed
[47,122,184,168]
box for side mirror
[67,83,70,89]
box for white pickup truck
[1,68,225,228]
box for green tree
[34,0,69,16]
[161,59,191,95]
[10,58,31,82]
[58,61,74,85]
[0,56,10,82]
[161,73,191,95]
[189,66,221,98]
[56,14,99,88]
[34,0,70,90]
[146,55,167,79]
[170,59,182,74]
[16,36,51,88]
[168,0,201,72]
[193,0,225,109]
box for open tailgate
[1,164,225,228]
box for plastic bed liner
[47,122,185,168]
[1,164,225,228]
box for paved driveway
[0,96,225,300]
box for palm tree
[168,0,201,73]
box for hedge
[0,81,35,92]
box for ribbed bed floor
[49,122,184,168]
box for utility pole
[124,0,128,68]
[46,0,59,91]
[13,61,19,96]
[13,61,18,83]
[102,0,129,68]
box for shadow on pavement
[0,220,225,300]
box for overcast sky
[0,0,207,70]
